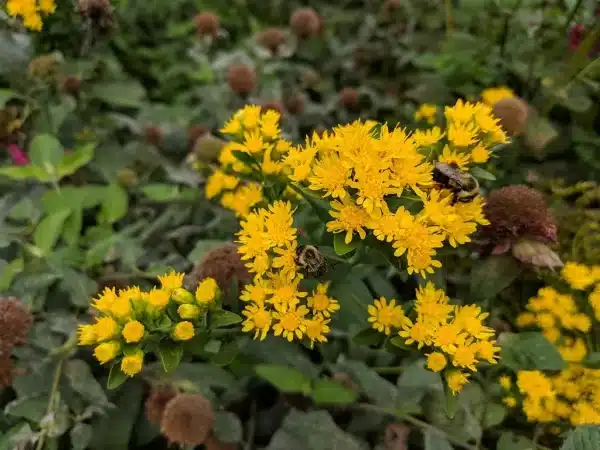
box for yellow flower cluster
[368,283,500,394]
[500,368,600,426]
[508,262,600,426]
[480,86,515,107]
[414,103,438,125]
[5,0,56,31]
[77,272,219,377]
[238,200,339,345]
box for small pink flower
[7,144,29,166]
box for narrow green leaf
[231,150,258,167]
[107,364,128,390]
[389,335,411,349]
[470,166,496,181]
[29,134,64,169]
[0,165,38,180]
[583,352,600,369]
[141,184,181,202]
[57,143,95,178]
[255,364,312,394]
[90,81,146,108]
[0,258,24,290]
[100,183,128,224]
[311,379,358,405]
[33,209,71,253]
[210,310,243,329]
[158,340,183,373]
[333,233,360,256]
[61,209,82,246]
[352,327,383,346]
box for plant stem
[444,0,453,35]
[499,0,525,58]
[372,366,405,374]
[35,357,65,450]
[562,0,584,36]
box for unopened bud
[171,288,195,304]
[178,304,201,320]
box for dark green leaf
[158,340,183,373]
[141,184,181,202]
[231,150,258,167]
[211,340,239,367]
[424,430,453,450]
[0,258,24,290]
[560,426,600,450]
[5,395,49,422]
[70,423,93,450]
[62,209,82,246]
[583,352,600,369]
[29,134,64,169]
[496,432,536,450]
[100,183,128,224]
[500,332,567,371]
[311,379,358,405]
[389,336,411,349]
[90,82,146,108]
[168,362,236,389]
[470,166,496,181]
[33,209,71,254]
[210,310,243,329]
[60,269,98,307]
[290,183,332,223]
[212,411,243,443]
[57,144,95,178]
[352,328,383,346]
[107,364,128,390]
[255,364,312,394]
[64,359,108,404]
[335,361,398,410]
[469,255,521,302]
[333,233,360,256]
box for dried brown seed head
[290,8,321,39]
[339,87,360,110]
[160,393,214,447]
[144,126,163,147]
[491,97,529,137]
[145,389,176,426]
[0,298,33,354]
[284,94,305,115]
[257,28,287,54]
[226,65,256,96]
[194,12,220,38]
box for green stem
[499,0,525,58]
[372,366,405,374]
[562,0,584,36]
[35,358,65,450]
[444,0,453,35]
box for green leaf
[210,340,239,367]
[107,364,128,390]
[141,183,181,202]
[352,327,383,346]
[0,165,39,180]
[336,360,398,410]
[0,88,15,107]
[0,258,24,290]
[496,432,535,450]
[290,183,332,223]
[64,359,108,404]
[333,233,360,256]
[212,411,243,443]
[62,209,82,246]
[33,209,71,254]
[29,134,64,170]
[168,363,236,389]
[5,395,49,422]
[470,166,496,181]
[70,423,93,450]
[60,268,97,307]
[255,364,312,394]
[500,332,567,371]
[424,430,453,450]
[583,352,600,369]
[210,310,243,329]
[231,150,258,167]
[187,240,230,263]
[57,143,95,178]
[560,426,600,450]
[311,379,358,406]
[389,335,411,349]
[158,340,183,373]
[100,183,128,224]
[266,410,363,450]
[90,81,146,108]
[469,255,521,302]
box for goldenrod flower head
[173,321,195,341]
[503,396,517,408]
[178,304,201,320]
[242,303,272,340]
[438,145,470,169]
[412,127,444,147]
[205,171,239,199]
[517,371,554,399]
[307,283,339,317]
[327,196,370,244]
[122,320,145,343]
[368,297,409,335]
[427,352,447,372]
[109,296,132,320]
[92,287,118,313]
[77,324,97,346]
[95,316,119,342]
[562,262,595,290]
[471,145,490,164]
[195,278,218,307]
[147,288,170,311]
[499,376,512,390]
[94,341,121,364]
[272,303,309,342]
[304,314,330,348]
[481,86,515,107]
[414,104,438,124]
[171,288,195,304]
[447,370,470,395]
[121,350,144,377]
[6,0,56,31]
[158,271,185,291]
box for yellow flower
[368,297,409,335]
[265,201,297,247]
[178,304,201,320]
[220,117,243,135]
[327,196,370,244]
[446,370,470,395]
[260,110,281,140]
[272,241,299,281]
[517,371,554,399]
[444,99,479,124]
[92,287,118,313]
[147,288,170,311]
[158,271,185,291]
[94,341,121,364]
[122,320,145,343]
[414,104,438,124]
[238,105,262,130]
[412,127,444,147]
[95,317,120,342]
[562,262,595,290]
[475,340,501,364]
[195,278,218,307]
[433,323,464,354]
[242,303,272,340]
[268,273,307,307]
[481,86,515,106]
[307,283,339,317]
[470,145,490,163]
[205,171,240,199]
[503,396,517,408]
[399,320,430,348]
[109,296,132,320]
[240,278,271,304]
[172,321,195,341]
[452,343,479,371]
[453,305,494,340]
[427,352,447,372]
[77,324,97,346]
[272,303,309,342]
[304,314,330,348]
[448,123,478,147]
[121,350,144,377]
[308,154,349,199]
[393,220,444,277]
[414,282,453,328]
[498,376,512,390]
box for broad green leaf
[500,332,566,371]
[424,430,453,450]
[470,166,496,181]
[266,410,363,450]
[62,209,82,246]
[0,258,24,290]
[333,233,360,256]
[168,362,236,389]
[107,364,128,390]
[33,209,71,254]
[560,426,600,450]
[100,183,128,224]
[496,432,535,450]
[57,143,95,178]
[0,165,39,180]
[70,423,93,450]
[242,337,319,378]
[469,255,521,302]
[212,411,243,443]
[90,81,146,108]
[583,352,600,369]
[352,327,383,346]
[64,359,108,404]
[255,364,312,394]
[311,379,358,406]
[29,134,64,170]
[158,340,183,373]
[59,269,97,307]
[210,340,239,367]
[5,395,49,422]
[210,310,243,329]
[141,183,181,202]
[335,360,398,410]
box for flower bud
[178,304,201,320]
[171,288,194,304]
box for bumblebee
[295,245,328,278]
[432,162,480,204]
